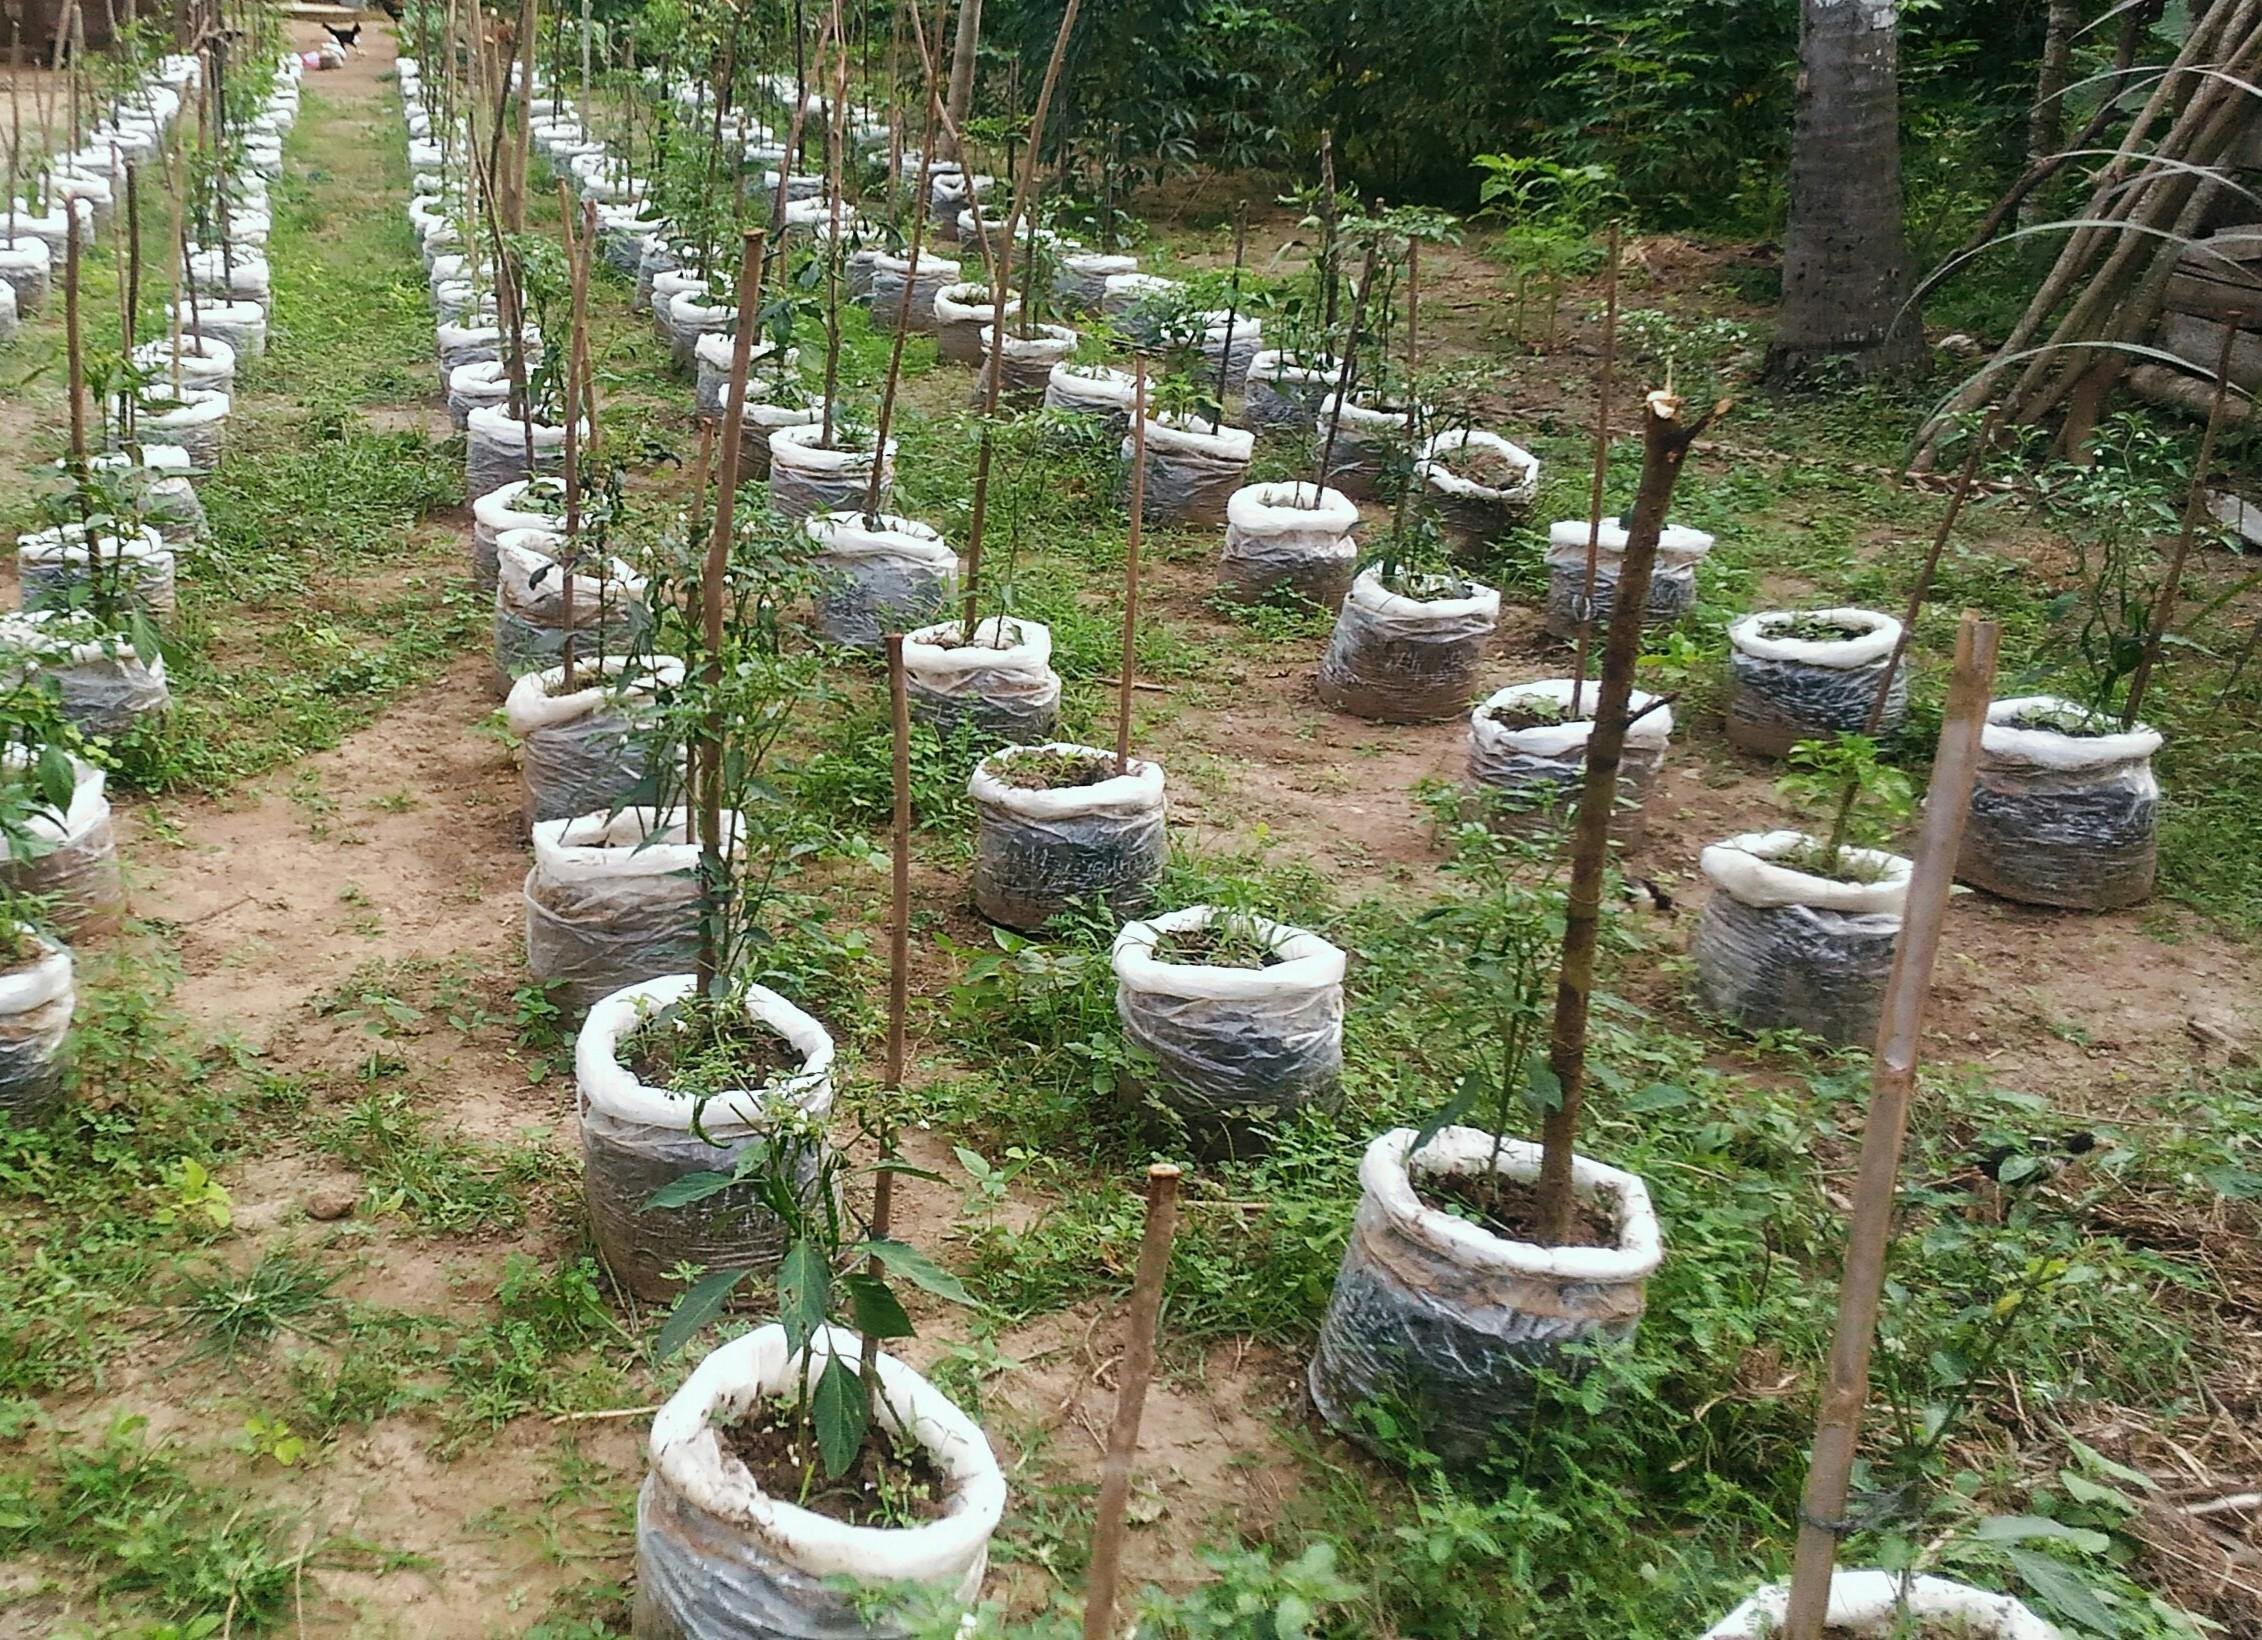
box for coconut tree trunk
[942,0,980,160]
[1768,0,1923,377]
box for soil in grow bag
[1692,835,1908,1046]
[971,746,1167,931]
[1317,568,1501,724]
[1417,1171,1617,1249]
[1113,908,1345,1163]
[1961,700,2160,911]
[1725,609,1908,756]
[719,1405,952,1528]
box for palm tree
[1768,0,1924,377]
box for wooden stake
[885,634,912,1090]
[1569,220,1621,717]
[63,210,85,465]
[1781,612,2001,1640]
[1080,1164,1182,1640]
[694,228,768,996]
[1536,390,1723,1244]
[1209,201,1246,434]
[1313,243,1379,496]
[1115,360,1147,775]
[2123,314,2241,728]
[1406,237,1420,376]
[557,180,592,689]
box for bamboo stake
[1209,201,1246,434]
[1115,360,1147,775]
[694,228,767,997]
[9,26,21,246]
[956,0,1082,631]
[64,208,85,465]
[1313,243,1379,497]
[862,628,914,1386]
[510,0,536,230]
[1079,1163,1182,1640]
[1780,612,2001,1640]
[817,0,850,449]
[1568,220,1621,716]
[1536,390,1724,1243]
[863,50,940,518]
[2123,314,2241,728]
[557,181,592,690]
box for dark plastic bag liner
[902,616,1060,745]
[769,426,897,524]
[1543,518,1713,639]
[1220,482,1358,609]
[1317,569,1500,724]
[1112,906,1345,1160]
[805,511,957,651]
[969,745,1167,931]
[1309,1126,1661,1469]
[1315,393,1420,502]
[0,937,70,1125]
[634,1322,1005,1638]
[0,613,169,737]
[577,974,834,1304]
[0,751,123,938]
[526,809,739,1016]
[1417,428,1540,557]
[1466,679,1671,844]
[504,655,686,825]
[1123,416,1252,530]
[493,531,652,687]
[1725,608,1908,756]
[1959,696,2161,911]
[1243,350,1338,434]
[1691,831,1910,1046]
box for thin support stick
[1080,1164,1183,1640]
[1313,243,1379,496]
[1209,201,1245,433]
[1537,390,1724,1244]
[1569,220,1621,716]
[1115,360,1148,776]
[557,181,592,690]
[1780,613,2002,1640]
[694,228,767,996]
[864,70,939,517]
[885,634,911,1090]
[64,214,85,465]
[2123,315,2241,728]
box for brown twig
[1080,1164,1182,1640]
[1537,389,1724,1243]
[1568,220,1621,717]
[1781,613,2002,1640]
[1115,360,1148,776]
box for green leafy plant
[1777,733,1916,880]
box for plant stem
[63,206,84,466]
[1209,200,1245,434]
[557,182,589,690]
[863,65,939,517]
[694,228,767,998]
[2123,313,2240,728]
[1781,614,2000,1640]
[1080,1164,1182,1640]
[1313,242,1378,497]
[1536,389,1723,1245]
[1568,220,1620,718]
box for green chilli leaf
[654,1266,746,1361]
[778,1237,831,1352]
[811,1353,868,1479]
[843,1272,915,1341]
[852,1238,974,1307]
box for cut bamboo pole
[1536,389,1723,1243]
[1115,360,1148,776]
[1568,220,1621,717]
[557,181,592,690]
[2123,314,2241,728]
[693,228,767,996]
[63,209,84,466]
[1080,1163,1182,1640]
[862,66,940,518]
[862,628,914,1386]
[1780,611,2001,1640]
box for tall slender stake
[1537,390,1724,1243]
[64,214,85,466]
[1313,243,1379,496]
[864,61,940,518]
[1208,202,1246,434]
[862,628,914,1384]
[1115,360,1148,775]
[557,181,591,689]
[1081,1163,1183,1640]
[2123,315,2241,728]
[1406,237,1420,375]
[9,26,21,246]
[1569,220,1621,716]
[1781,613,2001,1640]
[694,228,767,996]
